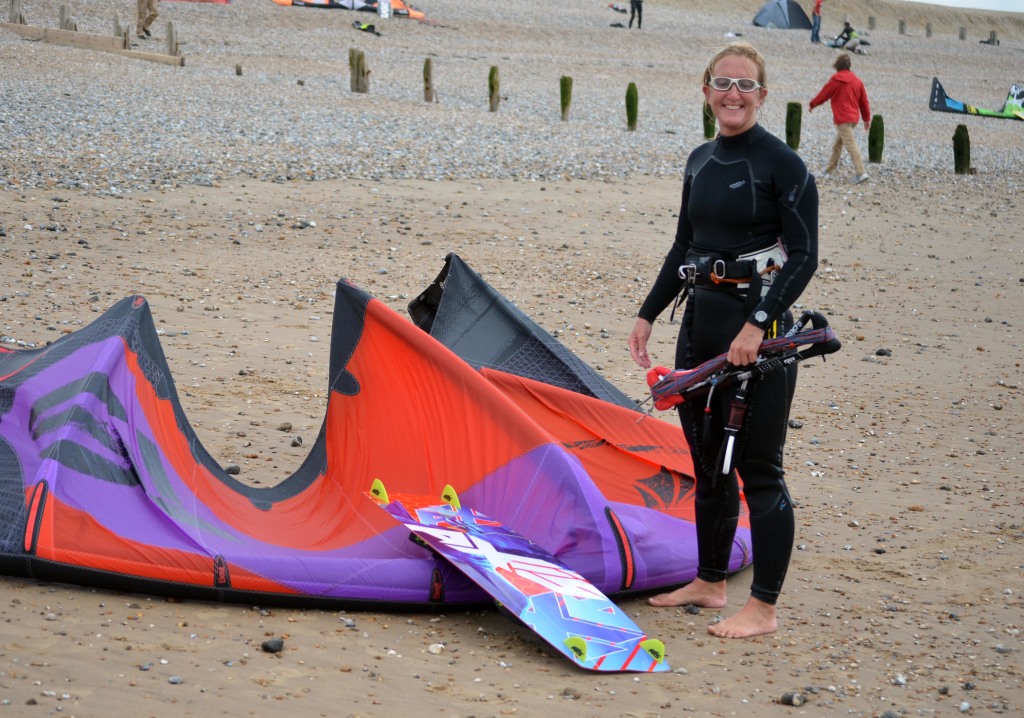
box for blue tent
[753,0,812,29]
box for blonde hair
[702,42,768,89]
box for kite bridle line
[634,310,842,418]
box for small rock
[779,692,805,706]
[261,638,285,653]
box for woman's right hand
[628,318,653,369]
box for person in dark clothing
[627,42,818,638]
[629,0,642,29]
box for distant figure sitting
[629,0,643,29]
[835,21,866,54]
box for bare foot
[707,596,777,638]
[647,578,727,608]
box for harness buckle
[711,259,728,282]
[678,263,696,282]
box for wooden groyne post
[8,0,24,24]
[2,0,184,65]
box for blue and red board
[369,480,669,673]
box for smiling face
[703,54,767,137]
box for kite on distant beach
[929,77,1024,121]
[270,0,424,19]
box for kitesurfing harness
[670,240,788,323]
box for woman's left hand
[727,322,766,366]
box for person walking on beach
[629,0,643,29]
[810,52,872,183]
[627,42,819,639]
[136,0,159,40]
[810,0,823,43]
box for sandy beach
[2,0,1023,716]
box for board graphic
[369,480,669,673]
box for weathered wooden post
[10,0,28,25]
[59,4,77,31]
[953,124,971,174]
[349,48,370,93]
[898,19,905,35]
[559,75,573,121]
[785,101,802,151]
[488,66,500,112]
[868,115,884,163]
[166,20,178,56]
[423,57,435,102]
[702,101,716,139]
[926,22,932,38]
[625,82,638,131]
[868,16,875,30]
[959,27,967,40]
[987,30,999,45]
[113,13,129,48]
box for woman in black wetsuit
[627,42,819,638]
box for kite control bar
[643,310,841,412]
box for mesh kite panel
[0,436,27,554]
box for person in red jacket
[809,53,872,184]
[810,0,823,44]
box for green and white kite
[930,77,1024,121]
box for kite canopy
[0,258,751,608]
[929,77,1024,121]
[270,0,424,19]
[409,253,640,412]
[752,0,812,29]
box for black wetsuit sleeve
[748,151,819,329]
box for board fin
[373,493,670,673]
[440,484,461,511]
[564,636,588,662]
[369,478,389,504]
[640,638,667,664]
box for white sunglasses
[707,76,763,93]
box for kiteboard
[368,479,669,673]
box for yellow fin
[440,484,461,511]
[640,638,666,664]
[564,636,588,662]
[369,478,389,504]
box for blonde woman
[628,43,818,639]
